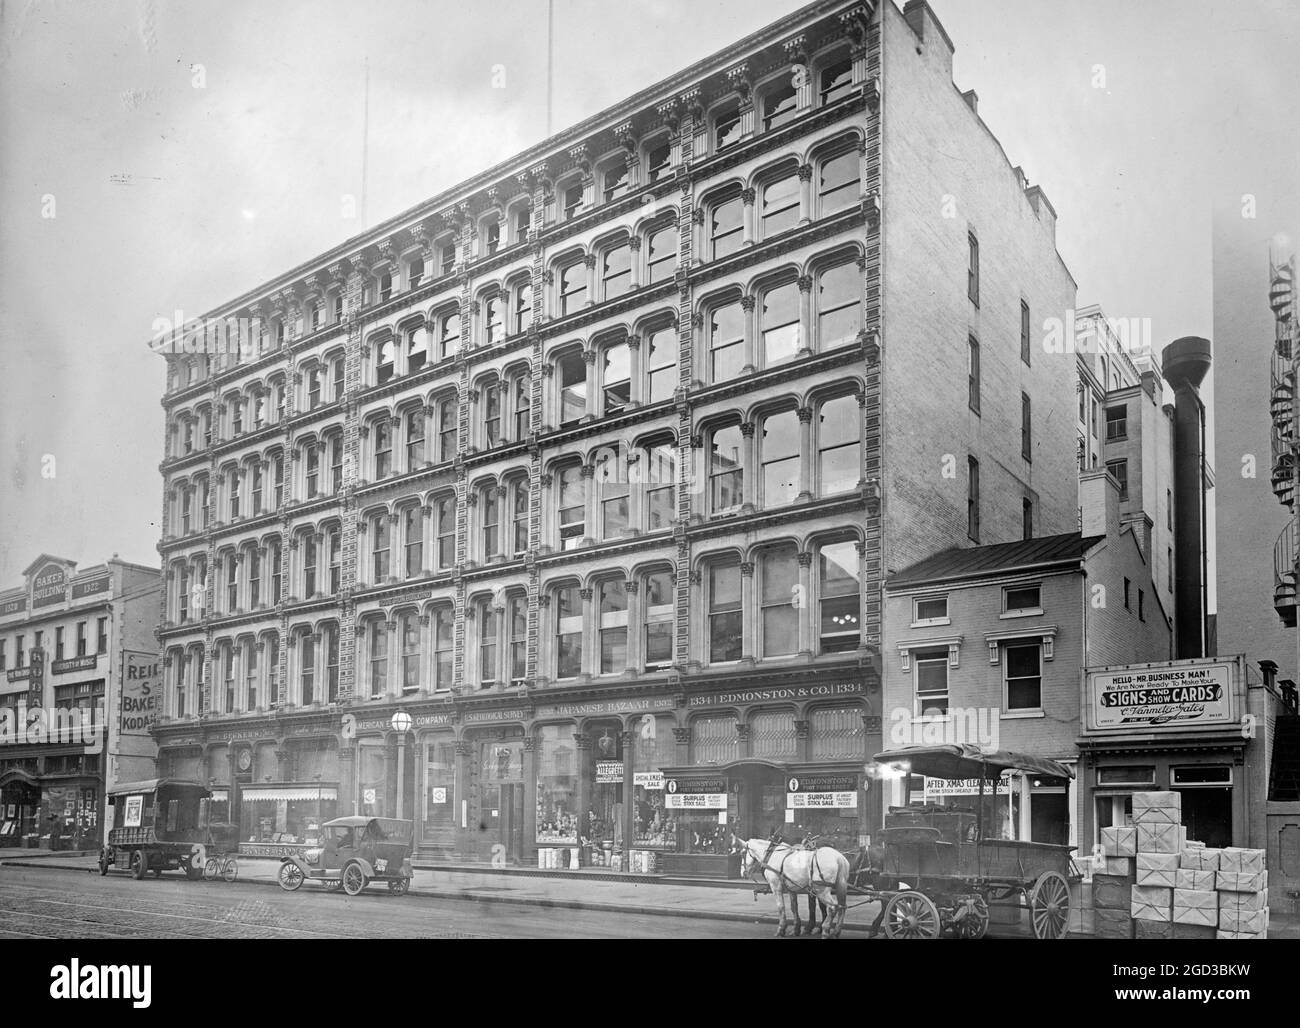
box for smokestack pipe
[1162,336,1212,659]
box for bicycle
[204,852,238,883]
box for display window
[585,722,623,849]
[631,715,673,848]
[357,740,388,817]
[536,724,579,844]
[423,733,456,838]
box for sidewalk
[4,850,1296,938]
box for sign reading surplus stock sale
[1085,660,1236,732]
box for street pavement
[3,849,1295,939]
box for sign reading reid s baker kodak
[1085,659,1236,733]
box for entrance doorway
[1174,787,1232,849]
[473,738,523,862]
[732,763,788,842]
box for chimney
[961,89,978,115]
[902,1,956,75]
[1025,185,1058,245]
[1259,659,1278,691]
[1079,466,1121,540]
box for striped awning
[239,784,338,803]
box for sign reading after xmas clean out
[1085,659,1236,732]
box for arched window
[406,252,424,290]
[596,450,628,539]
[819,54,853,105]
[760,172,799,237]
[761,410,800,506]
[557,463,586,549]
[509,476,530,557]
[818,394,859,494]
[707,558,742,663]
[248,547,261,608]
[305,441,321,498]
[371,514,391,581]
[646,139,671,183]
[303,532,318,597]
[709,424,743,514]
[559,260,586,315]
[714,101,741,151]
[244,638,259,711]
[406,323,429,373]
[818,148,860,216]
[436,397,457,462]
[558,350,587,426]
[369,620,388,698]
[307,365,323,409]
[644,437,676,530]
[324,623,340,702]
[227,466,241,519]
[513,280,533,335]
[403,505,423,577]
[481,484,501,561]
[555,585,583,678]
[646,222,676,284]
[432,609,453,691]
[378,269,394,303]
[265,540,279,603]
[646,323,676,404]
[598,580,627,674]
[643,570,674,671]
[818,539,860,654]
[222,642,236,713]
[759,544,798,657]
[250,462,263,514]
[602,242,631,301]
[482,380,502,448]
[602,339,630,415]
[376,338,396,384]
[512,371,531,439]
[484,293,505,346]
[326,524,342,592]
[817,260,861,348]
[710,194,743,258]
[762,80,798,130]
[329,433,344,492]
[479,598,498,687]
[560,179,584,221]
[708,300,744,382]
[483,216,501,256]
[602,160,629,203]
[437,309,461,359]
[399,611,421,693]
[434,495,456,569]
[760,280,800,366]
[374,420,393,479]
[507,594,527,685]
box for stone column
[583,350,597,418]
[421,503,435,575]
[741,188,756,248]
[796,406,814,502]
[574,732,592,840]
[740,421,757,509]
[385,617,399,700]
[796,551,814,658]
[740,561,756,663]
[741,295,757,374]
[797,274,813,357]
[627,237,642,290]
[579,587,595,680]
[626,332,642,409]
[583,254,597,309]
[522,735,538,862]
[798,164,813,226]
[581,463,596,546]
[624,580,641,673]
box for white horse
[739,836,851,938]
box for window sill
[999,710,1044,720]
[998,609,1044,620]
[911,618,951,629]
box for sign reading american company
[1086,660,1237,733]
[688,681,863,707]
[354,712,453,731]
[32,563,68,608]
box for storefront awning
[240,784,338,802]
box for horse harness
[747,838,831,899]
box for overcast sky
[1,0,1297,586]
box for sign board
[71,577,111,600]
[595,761,622,783]
[1086,659,1237,733]
[430,788,447,804]
[665,793,728,809]
[120,651,161,736]
[687,681,863,708]
[787,792,858,809]
[923,776,1009,800]
[31,563,67,608]
[633,772,664,790]
[0,596,26,618]
[363,788,377,805]
[52,655,98,675]
[27,648,45,708]
[123,796,143,828]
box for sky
[1,0,1297,587]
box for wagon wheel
[883,891,941,939]
[130,849,149,881]
[341,861,366,896]
[1030,872,1070,940]
[951,894,989,940]
[387,876,410,896]
[203,857,220,881]
[278,862,305,892]
[222,858,238,884]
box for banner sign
[633,772,664,790]
[52,655,98,675]
[787,792,858,808]
[923,776,1010,799]
[120,651,161,736]
[1086,660,1236,732]
[665,793,728,809]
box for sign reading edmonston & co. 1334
[1085,659,1236,732]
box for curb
[1,858,875,933]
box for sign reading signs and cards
[1086,659,1237,733]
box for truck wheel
[130,850,149,880]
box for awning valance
[240,785,338,803]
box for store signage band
[0,597,26,618]
[32,564,68,608]
[665,793,728,809]
[462,708,526,723]
[52,655,98,674]
[71,577,110,600]
[687,681,864,707]
[1086,661,1235,732]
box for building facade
[0,556,160,849]
[149,0,1075,872]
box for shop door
[1175,788,1232,849]
[499,783,523,862]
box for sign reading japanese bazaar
[1085,659,1236,733]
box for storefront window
[586,723,623,849]
[809,706,865,760]
[631,715,673,849]
[536,725,578,844]
[691,715,738,765]
[424,734,456,835]
[358,741,388,817]
[749,711,797,759]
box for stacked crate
[1095,825,1136,939]
[1171,842,1218,939]
[1129,792,1184,939]
[1216,847,1269,939]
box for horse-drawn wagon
[868,744,1080,939]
